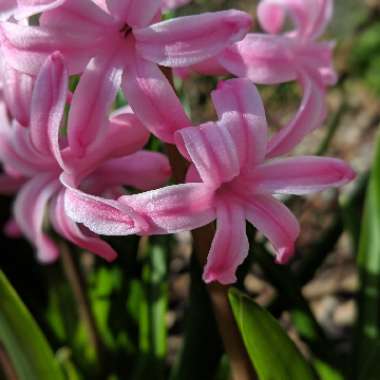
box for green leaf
[228,288,317,380]
[0,270,65,380]
[355,133,380,378]
[313,359,344,380]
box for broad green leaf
[228,287,317,380]
[340,173,368,254]
[355,134,380,378]
[0,270,65,380]
[313,359,344,380]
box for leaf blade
[228,287,317,380]
[0,270,65,380]
[355,134,380,378]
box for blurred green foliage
[350,22,380,96]
[0,271,65,380]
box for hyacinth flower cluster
[0,0,355,284]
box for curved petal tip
[275,246,294,265]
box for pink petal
[0,0,17,21]
[15,0,65,19]
[134,10,252,67]
[251,156,356,195]
[14,175,61,263]
[218,34,297,84]
[123,183,215,234]
[185,164,201,183]
[0,101,10,129]
[0,22,101,75]
[122,42,191,143]
[50,191,118,262]
[0,137,37,177]
[258,0,308,37]
[309,0,333,40]
[90,108,149,157]
[298,41,336,85]
[217,113,268,172]
[85,151,171,193]
[30,52,68,157]
[175,122,240,187]
[67,50,123,157]
[1,60,34,126]
[244,194,300,264]
[91,0,110,13]
[62,178,149,236]
[257,0,333,40]
[39,0,115,32]
[11,123,57,172]
[212,78,266,120]
[319,64,337,86]
[64,111,150,182]
[211,78,268,168]
[203,200,248,284]
[267,72,326,158]
[257,1,285,34]
[0,123,53,176]
[107,0,161,27]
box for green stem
[59,242,105,373]
[316,101,348,156]
[162,66,257,380]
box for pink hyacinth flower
[175,0,335,157]
[0,0,252,144]
[63,78,355,284]
[0,52,170,263]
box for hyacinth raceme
[0,0,356,285]
[64,78,355,284]
[0,0,252,146]
[0,53,170,263]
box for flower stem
[192,225,258,380]
[161,69,257,377]
[59,242,105,372]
